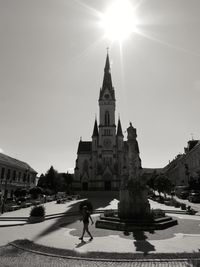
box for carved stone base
[118,189,151,220]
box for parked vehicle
[175,186,190,199]
[179,190,190,199]
[188,191,200,203]
[5,197,16,204]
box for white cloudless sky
[0,0,200,175]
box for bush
[29,187,44,199]
[180,203,186,210]
[174,201,181,208]
[79,200,93,213]
[30,205,45,217]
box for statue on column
[118,122,150,220]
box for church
[74,53,141,191]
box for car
[175,186,189,198]
[179,190,190,199]
[188,191,200,203]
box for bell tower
[98,52,116,149]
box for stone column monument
[118,123,151,220]
[96,122,177,231]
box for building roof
[0,153,37,173]
[78,141,92,154]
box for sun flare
[100,0,137,42]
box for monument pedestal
[118,189,151,220]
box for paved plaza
[1,196,200,266]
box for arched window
[105,111,110,125]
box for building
[74,53,141,191]
[0,153,37,198]
[163,140,200,186]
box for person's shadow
[75,239,92,248]
[132,230,155,256]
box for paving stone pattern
[0,245,198,267]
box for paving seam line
[9,242,199,263]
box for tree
[61,172,73,194]
[40,166,58,193]
[147,171,158,193]
[154,174,172,198]
[29,186,44,199]
[37,174,46,188]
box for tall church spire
[102,51,113,90]
[99,51,115,101]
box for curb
[9,242,200,263]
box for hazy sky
[0,0,200,175]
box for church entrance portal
[104,181,111,191]
[82,182,88,191]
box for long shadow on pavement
[132,230,155,255]
[32,196,116,242]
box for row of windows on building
[0,167,34,184]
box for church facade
[74,53,141,191]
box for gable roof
[78,141,92,154]
[0,153,37,173]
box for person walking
[79,206,94,241]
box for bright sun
[100,0,137,42]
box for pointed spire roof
[99,51,115,101]
[117,118,123,136]
[102,51,113,90]
[92,119,99,137]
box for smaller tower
[92,118,99,151]
[116,118,124,151]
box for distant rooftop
[0,153,37,173]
